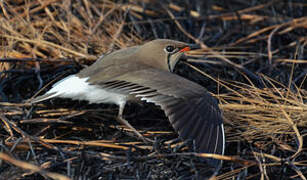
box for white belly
[46,75,128,105]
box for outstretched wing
[90,67,225,167]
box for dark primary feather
[87,66,225,167]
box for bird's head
[136,39,199,72]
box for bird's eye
[165,45,175,53]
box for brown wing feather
[86,67,225,168]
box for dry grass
[0,0,306,179]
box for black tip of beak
[188,44,201,50]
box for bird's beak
[179,44,200,52]
[169,44,200,72]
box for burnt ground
[0,0,307,179]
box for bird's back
[78,46,140,80]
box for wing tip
[203,123,225,169]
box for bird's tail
[27,92,59,104]
[26,75,77,104]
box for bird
[29,39,225,168]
